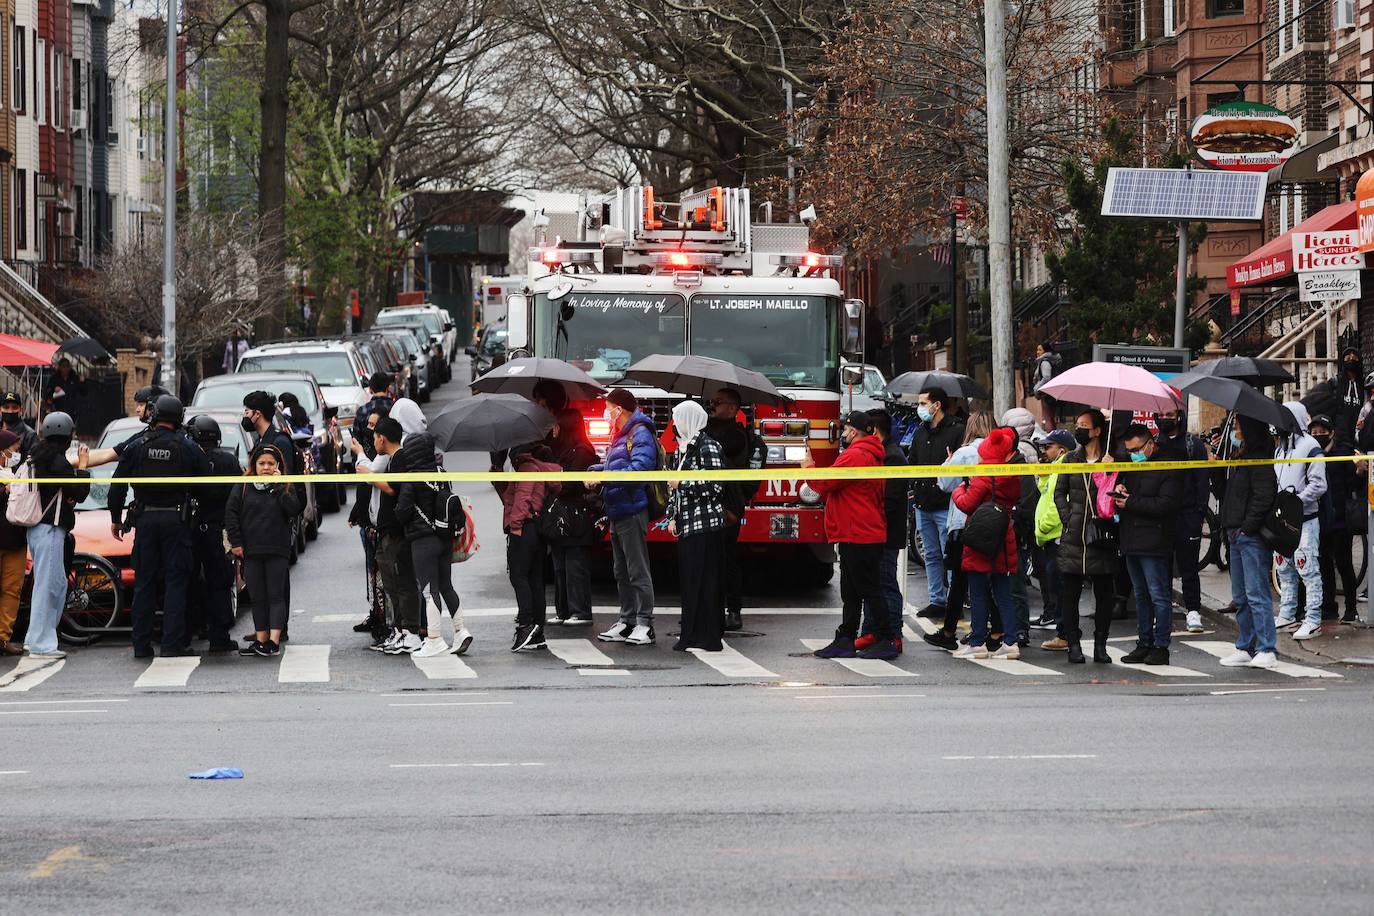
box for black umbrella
[470,356,607,401]
[1173,374,1295,433]
[427,394,556,452]
[1169,357,1294,388]
[620,354,789,406]
[56,336,111,361]
[885,370,991,401]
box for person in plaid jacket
[666,400,727,652]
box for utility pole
[948,206,959,373]
[160,0,178,393]
[984,0,1013,415]
[1173,221,1188,348]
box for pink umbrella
[1037,361,1182,414]
[0,332,59,367]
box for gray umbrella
[1172,374,1295,433]
[427,394,556,452]
[619,354,788,406]
[56,336,112,362]
[885,370,991,401]
[1170,357,1294,388]
[470,356,607,401]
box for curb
[1184,582,1372,667]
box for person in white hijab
[390,398,427,439]
[665,400,727,652]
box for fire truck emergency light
[770,253,843,270]
[529,248,596,268]
[654,251,724,269]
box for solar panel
[1101,168,1267,221]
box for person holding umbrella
[1309,414,1361,624]
[1112,424,1182,666]
[1218,415,1280,670]
[494,442,563,652]
[548,409,600,626]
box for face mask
[4,452,17,469]
[1,412,19,428]
[1155,418,1177,435]
[1346,360,1361,374]
[241,416,257,433]
[1313,433,1331,448]
[1073,428,1092,446]
[604,408,616,424]
[916,405,933,423]
[1129,450,1148,463]
[1230,431,1243,449]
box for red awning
[1227,201,1357,289]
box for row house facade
[0,0,156,295]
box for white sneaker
[451,628,473,655]
[1218,650,1254,667]
[598,623,631,642]
[386,631,422,655]
[1249,651,1278,669]
[1275,616,1298,630]
[1292,622,1321,641]
[1185,611,1203,633]
[624,625,655,645]
[953,643,989,659]
[412,637,449,658]
[26,649,66,659]
[990,643,1021,660]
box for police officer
[187,415,241,653]
[86,384,171,468]
[108,395,210,658]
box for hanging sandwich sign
[1189,101,1299,172]
[1357,169,1374,252]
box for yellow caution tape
[7,452,1370,486]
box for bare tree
[71,209,284,385]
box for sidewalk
[1194,567,1374,667]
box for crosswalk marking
[278,644,331,683]
[546,639,617,667]
[0,657,65,692]
[800,639,917,677]
[411,653,477,680]
[134,657,201,688]
[688,641,778,678]
[1103,645,1209,677]
[1185,641,1343,679]
[577,668,632,676]
[963,656,1065,676]
[311,614,359,624]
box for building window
[1291,0,1301,47]
[1138,0,1147,41]
[34,38,45,126]
[14,169,25,251]
[1164,0,1177,35]
[1336,0,1357,29]
[72,57,82,129]
[35,173,45,262]
[52,49,62,131]
[1207,0,1244,16]
[105,76,114,133]
[1279,193,1290,233]
[12,26,24,113]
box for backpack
[419,480,466,534]
[961,496,1011,558]
[1260,486,1305,557]
[626,430,670,520]
[539,494,593,545]
[5,459,60,528]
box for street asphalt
[2,363,1371,914]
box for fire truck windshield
[535,292,686,382]
[689,294,839,388]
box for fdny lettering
[147,448,173,461]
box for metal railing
[1219,287,1300,353]
[0,259,89,344]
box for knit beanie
[607,388,637,412]
[977,426,1015,462]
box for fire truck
[507,185,865,584]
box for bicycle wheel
[1201,507,1228,571]
[60,554,124,645]
[1355,534,1369,587]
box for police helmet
[188,414,221,446]
[1365,370,1374,391]
[39,412,75,440]
[133,384,170,405]
[150,395,185,426]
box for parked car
[374,305,454,377]
[375,323,438,401]
[191,371,334,520]
[350,333,410,401]
[467,322,508,382]
[235,341,369,450]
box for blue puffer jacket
[589,411,658,520]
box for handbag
[1092,470,1119,520]
[1260,487,1304,558]
[450,496,479,563]
[539,494,593,545]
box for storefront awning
[1270,133,1340,184]
[1226,201,1357,289]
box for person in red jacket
[951,426,1022,660]
[802,411,898,660]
